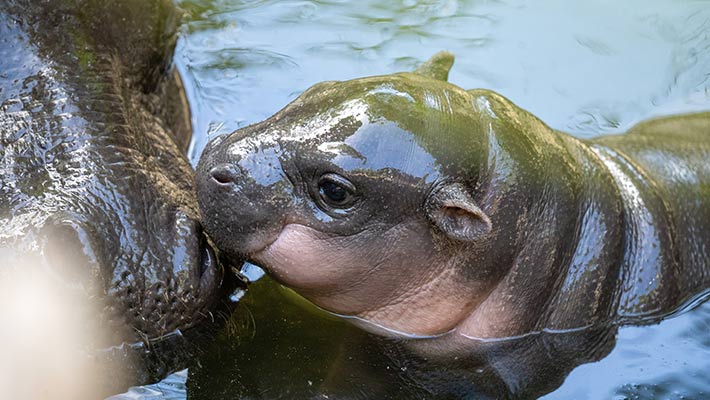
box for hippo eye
[317,173,357,209]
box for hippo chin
[196,51,709,341]
[1,0,237,392]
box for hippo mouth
[131,228,243,339]
[196,234,221,302]
[247,234,280,259]
[244,223,348,294]
[225,226,284,264]
[91,245,248,390]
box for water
[176,0,710,162]
[121,278,710,399]
[547,302,710,399]
[119,0,710,398]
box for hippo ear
[414,51,455,82]
[425,183,491,242]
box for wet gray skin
[197,52,709,342]
[0,0,231,356]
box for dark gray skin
[197,52,709,344]
[0,0,229,355]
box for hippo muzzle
[197,133,294,258]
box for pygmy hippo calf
[196,52,709,341]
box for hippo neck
[457,130,627,338]
[5,0,179,90]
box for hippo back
[591,113,710,319]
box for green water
[118,0,710,398]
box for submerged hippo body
[1,0,235,392]
[197,52,709,341]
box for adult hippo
[196,52,709,341]
[1,0,240,396]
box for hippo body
[592,114,710,318]
[196,52,709,341]
[1,0,236,393]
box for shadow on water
[183,277,614,399]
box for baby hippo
[196,52,710,340]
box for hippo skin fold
[0,0,239,395]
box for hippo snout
[40,210,224,344]
[196,138,293,258]
[124,211,224,337]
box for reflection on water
[180,277,710,399]
[108,370,188,400]
[181,278,610,399]
[547,300,710,399]
[121,0,710,398]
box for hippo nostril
[210,165,237,185]
[41,217,102,292]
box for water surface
[176,0,710,162]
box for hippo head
[33,201,224,344]
[197,53,570,338]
